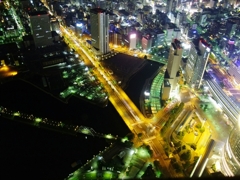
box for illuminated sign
[228,40,235,45]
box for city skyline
[1,0,240,179]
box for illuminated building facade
[222,127,240,176]
[129,33,137,50]
[227,39,235,57]
[162,80,171,100]
[29,11,53,47]
[184,38,210,89]
[162,39,182,100]
[142,35,152,51]
[90,8,110,54]
[173,28,181,39]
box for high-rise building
[162,39,182,100]
[227,39,235,57]
[162,80,171,100]
[222,127,240,176]
[184,38,211,89]
[154,29,165,46]
[166,39,182,87]
[90,8,110,54]
[142,35,152,51]
[176,11,187,26]
[166,0,173,13]
[226,19,237,36]
[129,33,137,50]
[173,28,181,39]
[29,11,53,47]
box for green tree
[196,123,201,129]
[153,160,163,178]
[171,158,177,163]
[138,133,143,138]
[180,150,191,161]
[172,162,182,173]
[175,141,182,148]
[194,156,199,163]
[142,164,155,179]
[146,145,153,157]
[200,127,205,133]
[126,132,134,141]
[190,143,197,150]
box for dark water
[0,61,161,179]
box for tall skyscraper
[29,11,53,47]
[222,127,240,176]
[90,8,110,54]
[162,39,182,100]
[184,38,210,89]
[129,33,137,50]
[166,0,173,13]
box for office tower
[162,80,171,100]
[166,0,173,13]
[226,19,237,37]
[90,8,110,54]
[142,35,152,51]
[222,127,240,176]
[162,39,182,100]
[173,28,181,39]
[29,11,53,47]
[155,30,165,46]
[129,33,137,50]
[176,11,187,26]
[219,24,227,37]
[166,26,174,44]
[220,36,228,49]
[184,38,210,89]
[227,39,235,57]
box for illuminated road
[61,26,148,128]
[206,78,240,122]
[60,26,180,177]
[0,106,119,140]
[191,139,215,177]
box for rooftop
[172,39,182,49]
